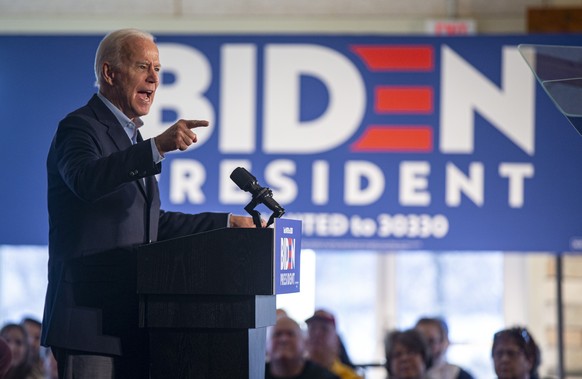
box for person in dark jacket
[41,28,256,379]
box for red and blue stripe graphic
[350,45,435,153]
[280,237,296,270]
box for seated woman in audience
[492,326,541,379]
[0,337,12,378]
[384,328,431,379]
[20,317,44,376]
[0,323,43,379]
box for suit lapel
[88,94,132,151]
[136,130,151,202]
[89,95,150,200]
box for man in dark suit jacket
[41,28,256,379]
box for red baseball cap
[305,309,336,327]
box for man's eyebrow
[136,60,159,66]
[134,61,161,70]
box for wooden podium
[136,227,277,379]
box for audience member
[338,336,355,369]
[305,309,362,379]
[384,328,431,379]
[44,348,58,379]
[267,309,290,362]
[0,337,12,379]
[276,308,289,319]
[0,323,43,379]
[20,317,44,375]
[492,327,540,379]
[414,317,474,379]
[266,316,339,379]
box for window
[0,245,48,326]
[0,245,521,379]
[397,251,504,379]
[280,250,505,379]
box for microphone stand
[243,187,285,228]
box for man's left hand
[229,214,266,228]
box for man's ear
[102,62,115,86]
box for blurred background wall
[0,0,577,34]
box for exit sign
[425,19,477,35]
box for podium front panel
[139,294,275,329]
[137,228,274,296]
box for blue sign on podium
[273,218,302,294]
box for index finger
[184,119,209,129]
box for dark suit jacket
[41,94,228,356]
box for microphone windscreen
[230,167,256,191]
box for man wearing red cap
[305,310,362,379]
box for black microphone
[230,167,264,196]
[230,167,285,227]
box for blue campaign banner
[274,218,302,294]
[2,33,582,252]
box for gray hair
[94,28,155,88]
